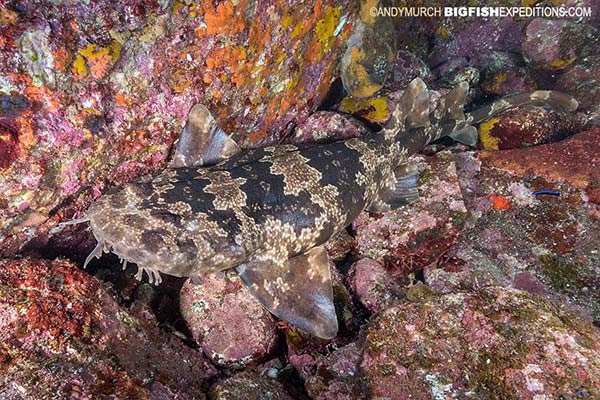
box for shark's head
[84,179,249,281]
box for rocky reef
[0,0,358,257]
[1,0,599,399]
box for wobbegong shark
[72,78,577,338]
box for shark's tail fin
[453,89,578,146]
[383,78,579,147]
[466,90,579,124]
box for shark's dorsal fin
[173,104,241,168]
[401,78,430,129]
[236,246,338,339]
[366,162,420,213]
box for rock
[0,258,216,399]
[521,18,595,70]
[0,0,359,257]
[447,66,480,87]
[390,8,434,61]
[347,258,405,313]
[337,95,391,123]
[383,50,433,92]
[481,67,537,96]
[477,106,575,150]
[292,342,366,400]
[209,371,293,400]
[429,18,524,78]
[361,287,600,399]
[512,271,547,295]
[478,51,526,78]
[481,51,548,96]
[555,56,600,127]
[324,228,355,262]
[405,282,435,303]
[479,128,600,199]
[427,130,600,323]
[353,151,468,272]
[291,111,369,146]
[179,273,278,368]
[340,1,396,98]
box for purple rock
[478,105,576,150]
[429,18,525,76]
[361,287,600,399]
[521,18,592,70]
[481,67,537,96]
[555,56,600,127]
[340,17,396,98]
[0,258,216,398]
[512,272,547,295]
[179,273,278,368]
[347,258,404,313]
[429,131,600,321]
[291,111,369,145]
[383,50,433,92]
[300,342,366,400]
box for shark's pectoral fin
[173,103,241,168]
[366,162,420,213]
[365,197,391,213]
[235,246,338,339]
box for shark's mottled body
[81,79,577,338]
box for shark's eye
[123,214,146,227]
[140,228,170,253]
[176,237,198,257]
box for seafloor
[0,1,599,399]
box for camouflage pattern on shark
[76,78,578,338]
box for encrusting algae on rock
[0,0,358,257]
[2,2,600,398]
[362,287,600,399]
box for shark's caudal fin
[382,78,579,147]
[173,104,241,168]
[236,246,338,339]
[372,79,579,213]
[466,90,579,124]
[453,90,578,145]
